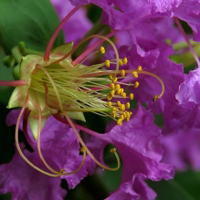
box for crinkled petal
[51,0,92,44]
[0,145,66,200]
[176,67,200,105]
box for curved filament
[37,64,63,111]
[34,91,61,174]
[52,31,117,67]
[23,108,33,147]
[15,91,61,177]
[64,112,121,171]
[44,6,82,62]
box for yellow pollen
[130,93,134,100]
[137,65,143,71]
[116,88,121,95]
[100,46,105,54]
[120,88,124,94]
[107,101,112,107]
[119,60,123,66]
[80,146,87,153]
[110,90,115,96]
[105,60,110,68]
[119,115,124,121]
[134,81,139,88]
[126,102,130,109]
[116,84,121,90]
[132,71,138,78]
[123,112,127,119]
[107,94,113,101]
[113,77,118,83]
[123,57,128,65]
[110,148,117,153]
[122,92,126,99]
[153,95,159,102]
[110,83,115,90]
[117,100,121,107]
[117,118,123,126]
[120,69,125,77]
[119,104,125,112]
[112,107,117,112]
[111,112,116,119]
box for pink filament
[43,6,82,62]
[53,114,111,143]
[0,80,26,86]
[174,17,200,68]
[72,31,117,66]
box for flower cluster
[0,0,200,200]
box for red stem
[0,80,26,87]
[43,6,82,62]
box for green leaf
[0,49,14,104]
[147,169,200,200]
[0,0,64,54]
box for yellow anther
[119,104,125,112]
[111,112,116,119]
[116,88,121,95]
[126,102,130,109]
[105,60,110,68]
[80,146,87,153]
[120,69,125,77]
[119,114,124,121]
[116,84,121,90]
[59,169,66,173]
[107,94,113,101]
[119,60,123,66]
[112,77,118,83]
[132,71,138,78]
[129,111,133,116]
[107,101,112,107]
[137,65,143,71]
[112,107,117,112]
[100,46,105,54]
[153,95,159,102]
[134,81,139,88]
[110,90,115,96]
[117,100,121,107]
[130,93,134,100]
[110,83,115,90]
[117,118,123,126]
[110,148,116,153]
[120,88,124,94]
[123,112,127,119]
[123,57,128,65]
[122,92,126,99]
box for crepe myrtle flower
[0,6,165,178]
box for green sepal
[28,113,48,140]
[51,42,73,56]
[7,87,22,109]
[67,111,86,122]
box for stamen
[100,46,105,54]
[174,17,200,68]
[134,81,139,88]
[64,112,120,171]
[43,6,81,62]
[0,80,26,86]
[15,91,61,177]
[105,60,110,68]
[37,64,63,111]
[34,91,61,174]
